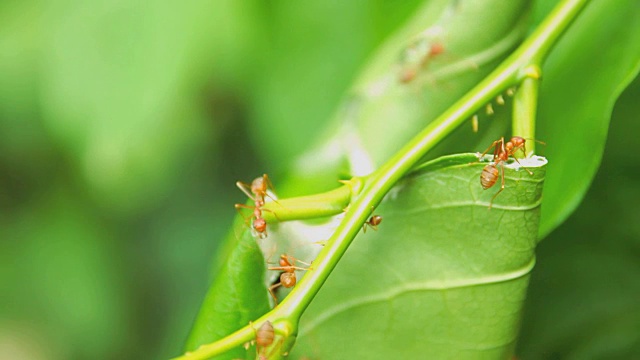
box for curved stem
[279,0,590,337]
[260,178,362,222]
[175,0,589,358]
[518,0,590,67]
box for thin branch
[173,0,589,358]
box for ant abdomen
[256,321,275,348]
[280,272,296,288]
[480,164,499,190]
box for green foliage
[1,191,129,359]
[183,0,640,359]
[535,0,640,237]
[292,154,546,359]
[518,76,640,359]
[283,0,532,195]
[185,223,270,359]
[1,0,639,359]
[39,0,219,214]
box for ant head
[430,42,445,56]
[253,218,267,233]
[510,136,526,148]
[506,136,528,156]
[513,136,547,146]
[510,136,547,156]
[281,272,297,288]
[279,254,293,267]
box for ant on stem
[399,41,446,83]
[267,254,311,306]
[363,215,383,233]
[478,136,536,208]
[235,174,278,239]
[256,321,274,349]
[253,321,284,360]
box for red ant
[478,136,535,208]
[399,42,445,83]
[255,321,274,349]
[253,321,282,360]
[267,254,311,306]
[363,215,382,233]
[235,174,278,239]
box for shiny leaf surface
[292,154,546,359]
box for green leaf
[184,225,270,359]
[517,75,640,359]
[290,153,547,359]
[286,0,532,195]
[352,1,532,167]
[536,0,640,237]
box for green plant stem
[287,0,588,324]
[173,0,588,358]
[513,72,540,155]
[260,179,362,222]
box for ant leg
[261,174,283,206]
[234,204,255,225]
[264,193,282,206]
[237,200,279,225]
[263,174,276,193]
[268,252,304,269]
[268,265,310,272]
[489,163,506,209]
[478,138,503,160]
[235,203,257,211]
[236,181,255,201]
[282,254,312,267]
[511,157,534,175]
[236,204,269,238]
[260,207,281,221]
[268,283,281,306]
[294,258,312,267]
[363,206,378,233]
[364,213,382,233]
[363,221,379,233]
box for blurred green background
[0,1,637,359]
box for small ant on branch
[477,136,543,208]
[255,321,274,349]
[399,41,446,83]
[235,174,279,239]
[363,215,382,233]
[253,321,284,360]
[267,254,311,306]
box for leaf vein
[300,258,535,335]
